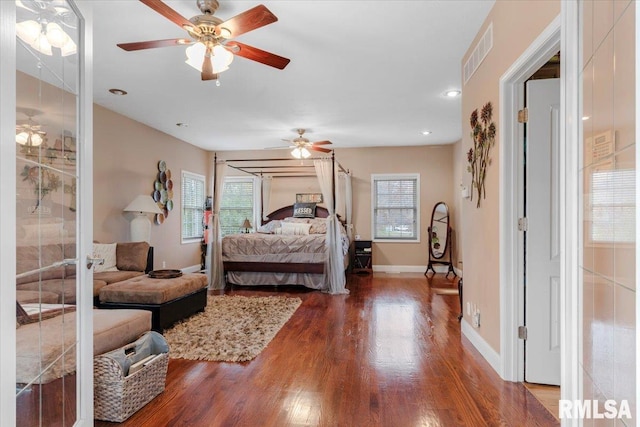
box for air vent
[463,23,493,85]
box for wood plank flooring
[93,272,558,427]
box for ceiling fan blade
[310,146,332,153]
[264,146,292,150]
[216,5,277,38]
[311,140,332,146]
[139,0,197,32]
[226,42,290,70]
[117,38,192,51]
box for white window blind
[590,168,635,243]
[372,174,420,242]
[220,178,256,236]
[181,171,205,242]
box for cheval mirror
[425,202,456,278]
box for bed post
[260,172,264,224]
[213,153,217,211]
[331,151,336,212]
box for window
[220,177,258,236]
[590,168,635,243]
[181,171,206,243]
[371,174,420,242]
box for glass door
[11,1,90,425]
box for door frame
[500,5,582,418]
[499,13,561,383]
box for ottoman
[98,273,208,332]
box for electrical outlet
[473,311,481,328]
[162,261,166,268]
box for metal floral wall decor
[466,101,496,208]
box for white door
[525,78,561,385]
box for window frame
[181,170,206,244]
[219,176,260,236]
[371,173,421,243]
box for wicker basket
[94,331,169,422]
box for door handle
[86,256,105,270]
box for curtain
[344,171,353,241]
[336,173,344,222]
[314,158,348,295]
[207,160,227,289]
[261,176,272,222]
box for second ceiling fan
[117,0,290,81]
[271,129,332,159]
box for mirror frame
[429,202,449,260]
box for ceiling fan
[117,0,290,81]
[269,129,332,158]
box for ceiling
[90,0,495,152]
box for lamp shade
[241,218,252,229]
[124,195,163,214]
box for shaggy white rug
[163,295,302,362]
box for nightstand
[352,240,372,273]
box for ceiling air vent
[463,23,493,85]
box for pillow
[257,220,282,234]
[93,243,118,272]
[293,202,316,218]
[116,241,150,272]
[308,218,328,234]
[281,222,312,235]
[283,217,311,223]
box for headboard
[263,205,330,224]
[262,205,345,225]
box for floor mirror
[424,201,456,278]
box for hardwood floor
[93,272,558,427]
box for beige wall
[458,1,560,352]
[216,145,455,269]
[581,0,636,414]
[94,105,209,269]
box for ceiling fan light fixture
[16,129,44,147]
[45,22,68,48]
[61,36,77,57]
[291,147,311,159]
[185,43,233,73]
[30,32,53,56]
[16,20,41,45]
[218,27,232,38]
[15,131,30,145]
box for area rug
[163,295,302,362]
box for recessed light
[582,116,590,121]
[108,88,127,96]
[176,122,189,127]
[422,130,432,135]
[444,90,461,97]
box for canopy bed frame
[209,152,351,293]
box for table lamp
[124,195,163,242]
[241,218,252,233]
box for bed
[222,205,350,290]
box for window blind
[182,171,205,241]
[373,175,419,241]
[590,168,635,243]
[220,179,255,236]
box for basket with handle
[94,331,169,422]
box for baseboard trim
[373,265,425,273]
[181,264,202,274]
[372,265,462,275]
[460,318,502,377]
